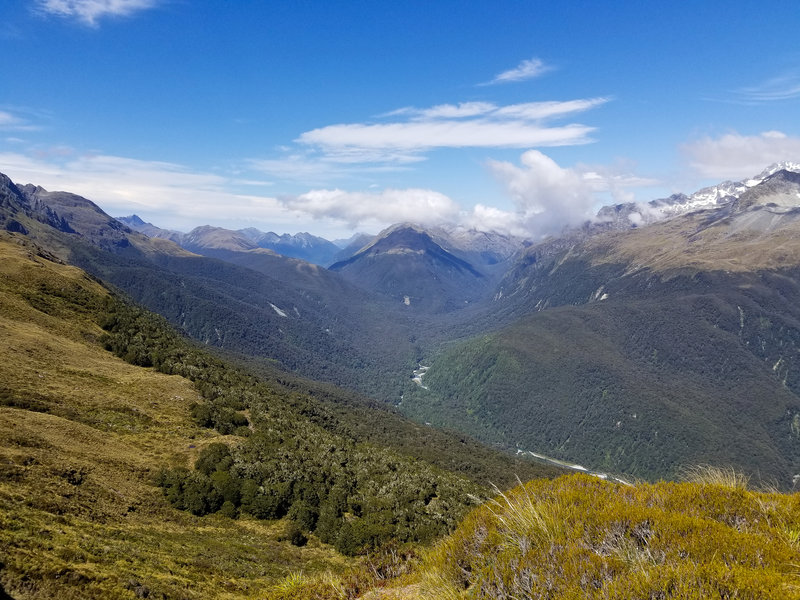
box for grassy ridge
[0,233,354,598]
[418,472,800,599]
[261,471,800,599]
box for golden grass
[415,473,800,599]
[0,235,352,599]
[582,209,800,275]
[682,464,751,489]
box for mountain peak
[751,161,800,183]
[119,214,148,227]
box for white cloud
[0,110,40,132]
[483,58,552,85]
[486,151,658,238]
[296,98,608,164]
[397,102,497,120]
[247,153,417,185]
[487,150,595,237]
[493,98,609,120]
[460,204,524,236]
[735,71,800,103]
[0,112,18,127]
[0,151,454,237]
[35,0,159,26]
[300,121,595,153]
[682,131,800,179]
[0,147,660,241]
[282,188,460,229]
[247,155,343,185]
[0,151,302,232]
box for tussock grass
[416,473,800,599]
[485,478,566,553]
[682,463,751,489]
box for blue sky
[2,0,800,239]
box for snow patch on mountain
[270,303,288,317]
[595,162,800,231]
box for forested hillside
[400,173,800,485]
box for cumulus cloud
[682,130,800,180]
[486,151,658,238]
[0,151,302,231]
[296,98,608,164]
[460,204,524,236]
[35,0,159,26]
[487,150,595,236]
[483,57,552,85]
[282,188,460,229]
[0,150,459,236]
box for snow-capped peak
[749,161,800,185]
[593,162,800,232]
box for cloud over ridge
[682,131,800,179]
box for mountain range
[4,163,800,597]
[117,215,346,266]
[4,165,800,486]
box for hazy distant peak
[119,214,148,227]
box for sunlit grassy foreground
[0,236,352,599]
[260,470,800,599]
[415,472,800,599]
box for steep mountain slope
[400,171,800,485]
[329,223,496,313]
[0,233,353,598]
[0,174,415,401]
[331,232,374,263]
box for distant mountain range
[0,175,419,401]
[4,163,800,486]
[329,223,519,313]
[117,215,342,266]
[118,215,525,314]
